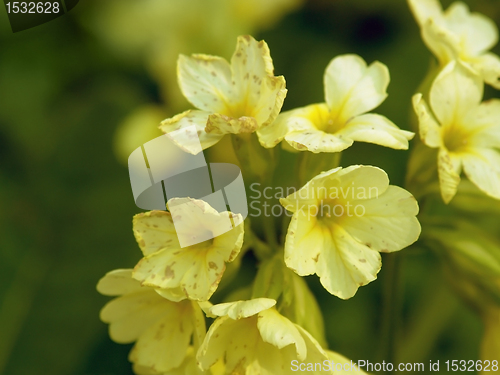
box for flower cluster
[99,33,428,374]
[407,0,500,365]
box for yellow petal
[133,199,244,301]
[316,224,382,299]
[470,99,500,148]
[177,54,233,114]
[160,110,223,154]
[420,18,459,65]
[339,113,414,150]
[407,0,442,27]
[229,35,287,127]
[97,269,142,296]
[205,113,258,135]
[412,93,441,148]
[437,148,461,204]
[430,61,483,128]
[443,2,498,57]
[341,186,421,252]
[470,53,500,89]
[324,54,389,120]
[129,300,195,372]
[100,288,177,344]
[209,298,276,319]
[197,315,260,372]
[133,211,179,257]
[257,308,307,361]
[283,214,323,276]
[462,148,500,200]
[256,109,293,148]
[285,128,353,153]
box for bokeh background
[1,0,499,374]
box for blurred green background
[1,0,499,374]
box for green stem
[379,252,402,371]
[297,151,342,186]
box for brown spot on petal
[208,261,218,270]
[359,259,366,263]
[165,266,175,279]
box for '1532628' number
[5,2,60,14]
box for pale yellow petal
[133,211,179,257]
[160,110,223,154]
[285,128,353,153]
[462,148,500,200]
[407,0,443,27]
[155,287,186,302]
[412,93,442,148]
[100,289,173,344]
[324,55,389,120]
[421,18,459,64]
[284,214,323,276]
[295,326,331,372]
[129,300,194,372]
[256,109,293,148]
[430,61,483,127]
[443,2,498,56]
[231,35,274,94]
[209,298,276,319]
[316,224,381,299]
[322,165,390,198]
[252,75,287,128]
[257,308,307,361]
[177,54,233,113]
[470,99,500,148]
[133,222,243,301]
[437,148,461,204]
[470,53,500,89]
[339,113,414,150]
[97,269,142,296]
[205,113,258,135]
[197,316,260,372]
[341,186,421,252]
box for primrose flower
[97,269,206,374]
[160,35,287,154]
[132,198,244,302]
[258,54,413,152]
[408,0,500,88]
[197,298,333,374]
[413,61,500,203]
[280,165,421,299]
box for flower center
[306,104,346,134]
[316,198,348,221]
[442,124,471,153]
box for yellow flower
[97,269,206,374]
[280,165,421,299]
[258,54,413,152]
[408,0,500,88]
[413,61,500,203]
[133,347,225,375]
[197,298,333,374]
[132,198,244,302]
[160,35,287,154]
